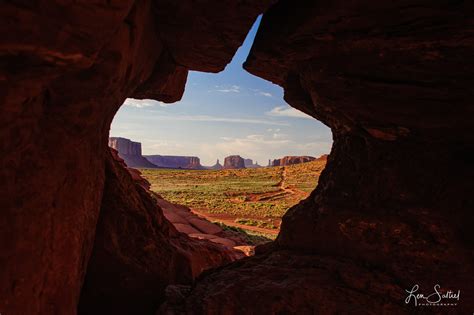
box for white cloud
[266,106,313,119]
[148,140,184,150]
[215,134,290,155]
[123,98,172,108]
[214,85,240,93]
[149,114,289,126]
[259,91,272,97]
[295,141,333,153]
[250,88,272,98]
[272,133,288,140]
[246,134,265,141]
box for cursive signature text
[405,284,460,306]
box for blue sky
[110,16,332,166]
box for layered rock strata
[223,155,246,169]
[145,155,203,169]
[109,137,158,168]
[272,155,315,166]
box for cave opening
[5,1,472,314]
[108,15,332,256]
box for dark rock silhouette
[175,1,474,313]
[79,149,238,315]
[0,1,271,314]
[1,0,474,314]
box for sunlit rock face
[145,155,203,169]
[272,155,315,166]
[109,137,142,156]
[109,137,158,168]
[169,0,474,313]
[0,1,272,314]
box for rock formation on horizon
[223,155,246,169]
[145,155,203,169]
[244,158,261,168]
[272,155,316,167]
[208,159,223,170]
[108,137,158,169]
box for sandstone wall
[164,0,474,313]
[109,137,142,156]
[1,0,473,314]
[0,1,272,314]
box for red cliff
[108,137,158,168]
[272,155,315,166]
[1,1,473,314]
[223,155,246,169]
[144,155,203,169]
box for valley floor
[141,159,326,240]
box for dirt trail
[237,166,305,202]
[191,209,280,235]
[190,167,307,236]
[280,167,292,193]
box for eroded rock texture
[2,0,474,314]
[0,1,271,314]
[167,0,474,313]
[78,150,237,315]
[145,155,203,170]
[272,155,315,166]
[109,137,158,168]
[223,155,246,169]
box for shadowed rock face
[1,0,474,314]
[171,0,474,313]
[223,155,246,169]
[0,1,272,314]
[79,150,237,315]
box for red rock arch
[1,0,473,314]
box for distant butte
[223,155,246,169]
[108,137,158,168]
[272,155,316,167]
